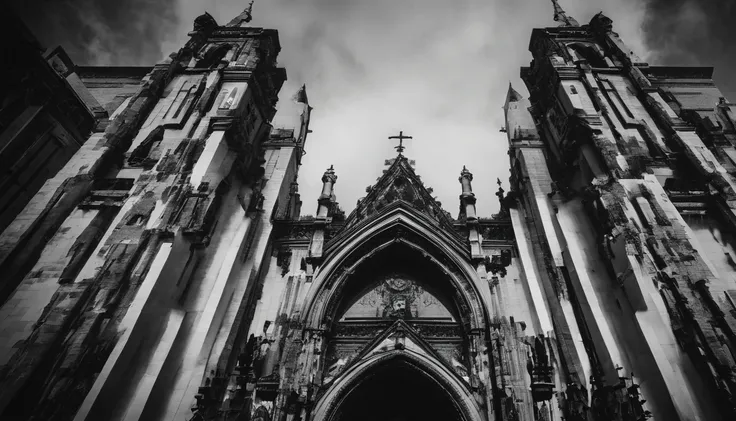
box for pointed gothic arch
[310,349,485,421]
[301,203,492,331]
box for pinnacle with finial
[505,82,523,105]
[245,0,255,22]
[322,164,337,183]
[496,180,506,201]
[227,0,255,26]
[459,165,473,182]
[551,0,579,27]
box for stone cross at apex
[388,130,413,155]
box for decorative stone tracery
[276,203,494,421]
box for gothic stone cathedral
[1,3,736,421]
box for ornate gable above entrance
[343,155,455,231]
[312,314,485,421]
[323,319,468,385]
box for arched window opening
[172,86,195,119]
[220,87,239,110]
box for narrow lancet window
[220,87,239,110]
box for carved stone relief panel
[340,274,454,321]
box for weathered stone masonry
[506,5,736,421]
[3,3,736,421]
[0,7,304,421]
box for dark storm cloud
[639,0,736,98]
[8,0,179,65]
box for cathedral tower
[0,6,307,420]
[504,1,736,420]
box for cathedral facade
[1,3,736,421]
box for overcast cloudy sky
[10,0,736,217]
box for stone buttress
[0,8,313,421]
[503,4,736,421]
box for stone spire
[504,82,524,114]
[551,0,579,27]
[503,82,541,147]
[458,166,482,258]
[458,166,476,220]
[459,166,474,193]
[273,84,312,164]
[316,165,337,220]
[227,0,255,27]
[292,84,309,105]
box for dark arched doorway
[330,358,466,421]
